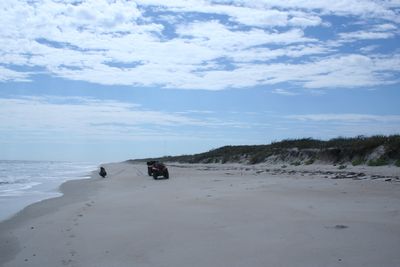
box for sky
[0,0,399,162]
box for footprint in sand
[325,224,349,230]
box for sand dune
[0,162,399,267]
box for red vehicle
[147,161,169,179]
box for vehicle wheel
[164,170,169,179]
[153,172,158,180]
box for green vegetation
[351,158,364,166]
[134,135,400,165]
[395,159,400,167]
[249,151,268,164]
[367,157,389,166]
[305,158,315,165]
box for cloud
[171,53,400,90]
[137,1,313,27]
[0,66,31,82]
[284,113,400,137]
[138,0,400,25]
[0,96,213,142]
[360,45,380,53]
[228,0,400,23]
[340,31,395,41]
[176,21,315,48]
[338,24,398,41]
[287,113,400,123]
[0,96,254,143]
[272,89,299,96]
[0,0,399,90]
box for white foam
[0,160,98,221]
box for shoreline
[0,160,99,223]
[0,162,399,266]
[0,170,102,266]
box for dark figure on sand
[99,167,107,178]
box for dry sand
[0,162,399,267]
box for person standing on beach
[99,166,107,178]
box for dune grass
[136,135,400,166]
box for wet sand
[0,162,399,267]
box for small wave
[0,160,98,221]
[0,182,42,197]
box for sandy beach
[0,162,399,267]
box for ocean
[0,160,98,222]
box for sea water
[0,160,98,222]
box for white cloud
[284,113,400,137]
[176,21,315,48]
[138,0,400,25]
[287,113,400,123]
[137,1,290,27]
[227,0,400,23]
[0,96,252,142]
[288,14,322,27]
[0,96,205,141]
[374,23,397,31]
[0,0,399,90]
[272,89,299,96]
[170,53,400,90]
[0,66,31,82]
[360,45,380,53]
[340,31,395,41]
[339,23,398,41]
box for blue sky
[0,0,399,162]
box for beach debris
[325,224,349,230]
[334,224,348,229]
